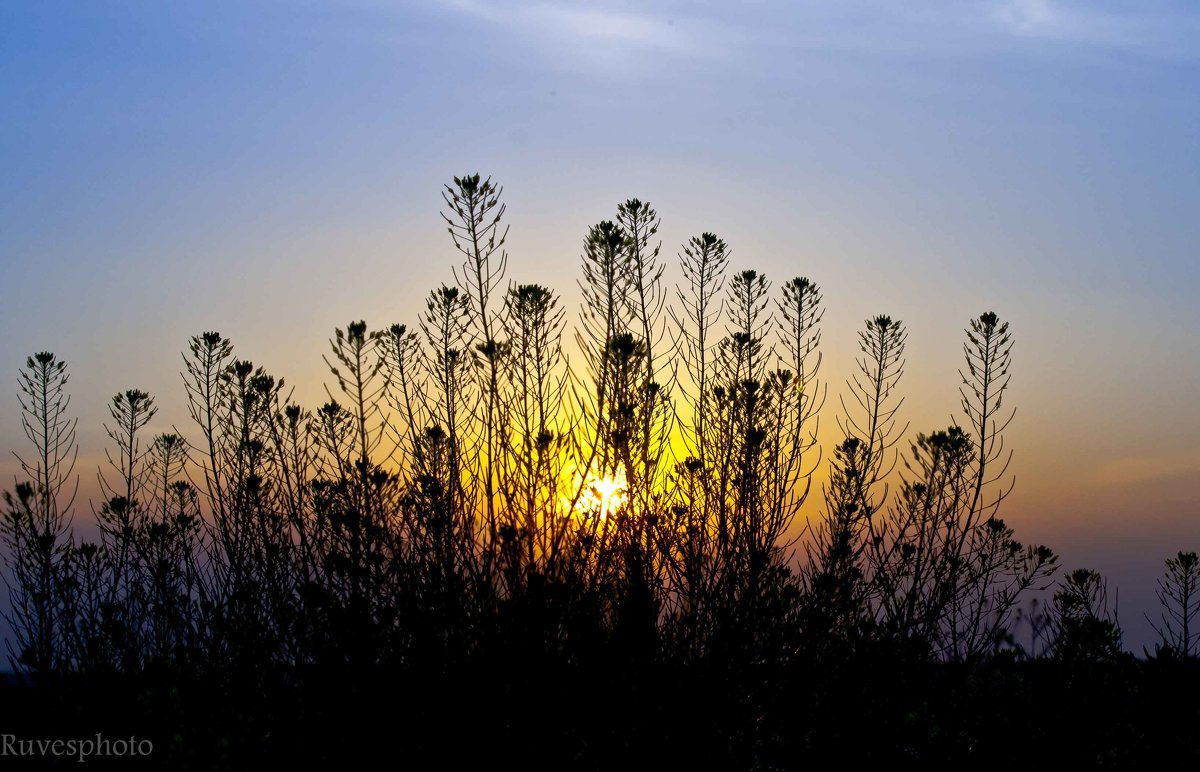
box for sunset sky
[1,0,1198,647]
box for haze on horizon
[1,0,1197,649]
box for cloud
[992,0,1058,35]
[987,0,1200,57]
[423,0,1200,73]
[440,0,726,75]
[988,0,1135,45]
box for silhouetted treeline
[3,175,1198,768]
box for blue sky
[1,0,1198,647]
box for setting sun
[577,468,629,519]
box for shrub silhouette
[2,174,1198,767]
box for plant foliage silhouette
[2,175,1198,769]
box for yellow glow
[575,467,628,519]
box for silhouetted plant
[497,284,568,586]
[766,276,824,531]
[445,174,508,573]
[91,388,157,669]
[380,322,423,479]
[937,312,1053,660]
[322,321,391,606]
[616,198,673,504]
[1,353,78,674]
[864,415,1057,660]
[573,219,634,483]
[1148,551,1200,658]
[0,173,1129,768]
[1050,568,1125,663]
[671,231,730,467]
[960,311,1014,525]
[663,232,730,661]
[806,314,907,647]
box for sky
[1,0,1198,649]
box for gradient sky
[1,0,1198,649]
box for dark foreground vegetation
[3,176,1198,768]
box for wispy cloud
[420,0,1199,74]
[987,0,1200,57]
[991,0,1059,35]
[439,0,727,75]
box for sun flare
[575,467,628,518]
